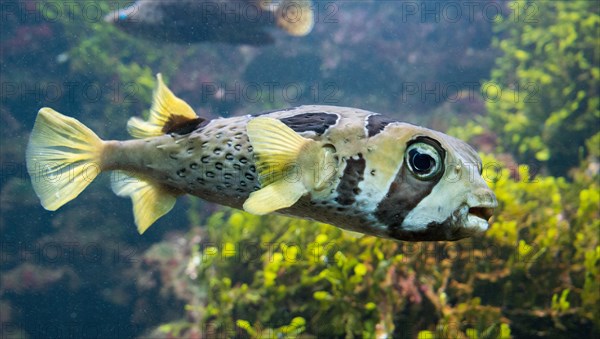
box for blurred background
[1,0,598,337]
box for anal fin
[111,171,177,234]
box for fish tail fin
[243,117,311,215]
[26,107,105,211]
[275,0,314,37]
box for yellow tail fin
[26,108,105,211]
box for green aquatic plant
[551,289,571,314]
[485,0,599,176]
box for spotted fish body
[26,75,497,241]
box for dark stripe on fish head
[374,136,446,240]
[335,154,366,206]
[366,114,396,137]
[279,112,339,135]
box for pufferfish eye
[405,139,444,180]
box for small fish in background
[26,74,497,242]
[105,0,314,45]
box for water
[1,1,598,338]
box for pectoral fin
[244,117,313,214]
[246,117,311,185]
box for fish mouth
[465,205,496,231]
[469,206,494,220]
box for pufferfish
[26,74,497,241]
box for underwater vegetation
[133,153,599,338]
[485,1,600,177]
[0,0,598,338]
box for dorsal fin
[127,74,202,138]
